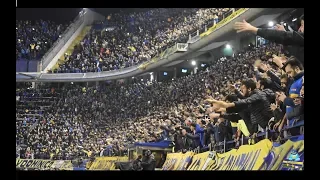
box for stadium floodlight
[191,60,196,66]
[226,44,231,49]
[268,21,274,27]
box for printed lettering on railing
[176,43,188,52]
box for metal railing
[40,13,85,71]
[17,8,251,82]
[188,8,243,41]
[131,8,247,71]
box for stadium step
[52,26,92,71]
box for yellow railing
[200,8,249,37]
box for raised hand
[275,24,286,31]
[234,19,258,34]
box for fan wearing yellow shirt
[30,43,35,58]
[30,43,35,50]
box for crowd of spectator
[51,8,234,73]
[16,11,304,163]
[16,43,304,160]
[16,20,68,61]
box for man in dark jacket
[228,86,252,135]
[180,129,193,150]
[256,77,276,104]
[141,150,156,171]
[182,123,203,149]
[206,79,273,134]
[132,155,143,171]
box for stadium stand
[49,8,234,73]
[16,20,68,72]
[16,8,304,171]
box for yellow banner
[216,139,272,170]
[162,139,273,171]
[16,159,73,170]
[52,160,73,170]
[261,140,304,170]
[176,151,194,170]
[161,153,181,170]
[194,139,272,170]
[160,139,304,171]
[187,151,211,170]
[89,156,128,170]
